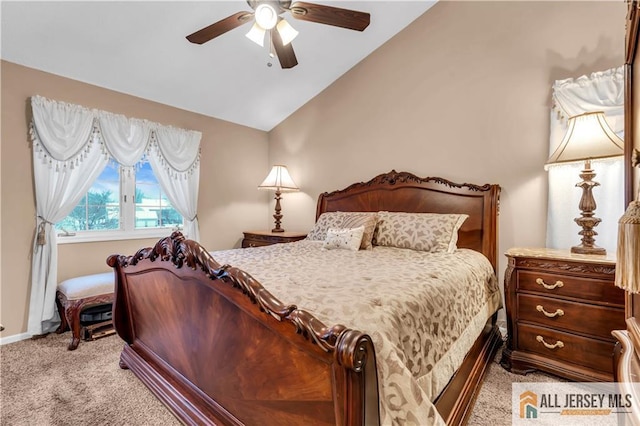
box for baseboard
[0,332,31,345]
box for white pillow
[322,226,365,251]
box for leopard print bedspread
[210,240,502,425]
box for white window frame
[57,163,183,245]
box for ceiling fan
[186,0,370,69]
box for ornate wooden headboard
[316,170,501,271]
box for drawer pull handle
[536,335,564,350]
[536,278,564,290]
[536,305,564,318]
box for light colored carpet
[1,332,178,426]
[466,342,562,426]
[1,332,560,425]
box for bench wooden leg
[62,300,83,350]
[55,291,114,351]
[66,308,82,351]
[55,292,68,334]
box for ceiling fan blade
[186,11,254,44]
[272,30,298,69]
[289,2,370,31]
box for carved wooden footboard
[108,232,379,425]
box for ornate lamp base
[571,243,606,255]
[271,189,285,233]
[571,159,605,255]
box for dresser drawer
[241,231,307,248]
[517,323,616,375]
[517,294,625,340]
[517,270,624,305]
[242,238,273,248]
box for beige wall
[1,61,270,337]
[268,1,626,307]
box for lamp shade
[258,165,299,191]
[545,111,624,169]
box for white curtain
[148,127,201,241]
[547,67,624,253]
[29,99,109,335]
[28,95,202,336]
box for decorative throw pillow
[322,226,365,251]
[306,212,344,240]
[374,212,469,253]
[306,212,378,250]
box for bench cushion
[57,272,114,301]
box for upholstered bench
[55,272,114,350]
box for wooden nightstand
[500,247,625,382]
[241,230,307,248]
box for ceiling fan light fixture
[186,1,370,69]
[255,4,278,30]
[245,22,266,46]
[276,19,298,46]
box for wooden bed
[108,170,502,425]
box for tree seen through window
[55,160,182,233]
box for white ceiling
[1,1,436,131]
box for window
[56,160,183,243]
[134,161,182,229]
[547,67,624,253]
[56,162,120,233]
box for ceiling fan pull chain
[269,30,276,59]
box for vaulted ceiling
[1,1,436,131]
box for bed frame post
[335,330,380,425]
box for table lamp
[545,111,624,255]
[258,165,299,232]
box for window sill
[56,229,179,245]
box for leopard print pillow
[306,212,378,250]
[374,212,468,253]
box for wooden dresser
[501,247,625,381]
[241,230,307,248]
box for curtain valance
[27,95,202,337]
[30,95,201,176]
[551,66,624,137]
